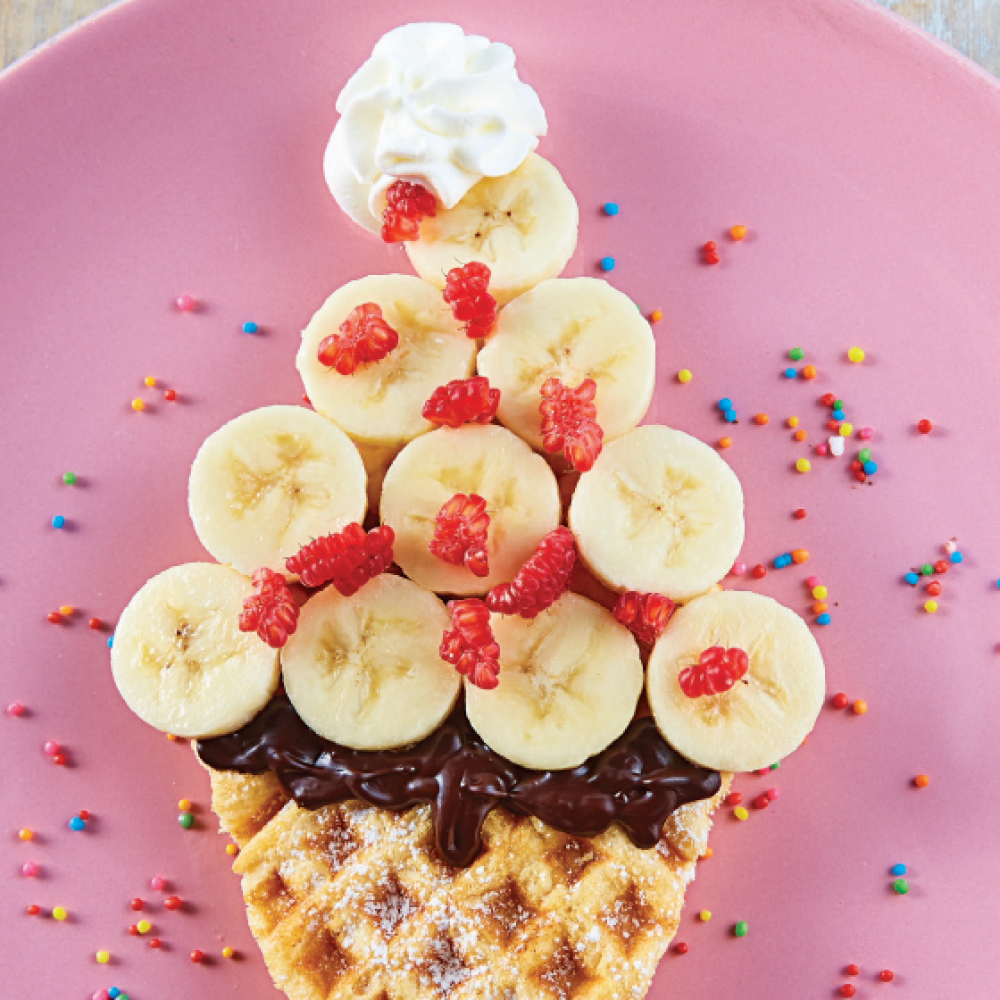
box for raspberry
[285,523,394,595]
[429,493,491,578]
[239,568,299,648]
[442,262,498,339]
[539,377,604,472]
[422,376,500,428]
[613,591,676,646]
[440,599,500,689]
[381,180,437,243]
[317,302,399,375]
[485,527,576,619]
[678,646,750,698]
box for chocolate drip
[198,695,720,868]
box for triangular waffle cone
[206,765,730,1000]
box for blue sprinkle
[724,410,738,423]
[718,398,733,411]
[599,256,615,272]
[69,816,86,832]
[904,572,919,586]
[784,368,796,379]
[52,515,66,529]
[774,554,792,569]
[107,635,115,649]
[832,409,845,421]
[603,202,619,216]
[816,613,831,625]
[863,460,878,475]
[950,551,963,564]
[242,321,258,334]
[891,863,907,876]
[109,990,121,1000]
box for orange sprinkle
[793,429,807,442]
[702,847,714,859]
[787,416,799,429]
[18,828,34,841]
[226,844,239,856]
[852,700,868,716]
[801,365,817,380]
[753,413,770,425]
[914,774,930,788]
[791,549,810,564]
[222,946,236,959]
[166,733,179,742]
[730,224,748,241]
[812,602,828,614]
[59,605,74,616]
[649,309,663,323]
[718,436,733,449]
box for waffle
[207,765,730,1000]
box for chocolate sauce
[198,695,720,868]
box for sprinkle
[786,416,799,428]
[718,398,733,411]
[96,950,110,964]
[852,699,868,715]
[93,991,110,1000]
[880,970,895,983]
[26,904,41,915]
[164,895,182,910]
[813,602,828,614]
[774,554,792,569]
[164,388,177,401]
[21,861,40,877]
[48,609,63,622]
[190,949,205,963]
[150,938,163,949]
[131,898,144,911]
[62,472,77,485]
[858,447,872,462]
[603,202,619,216]
[820,392,836,406]
[107,637,114,648]
[730,562,747,576]
[136,919,151,934]
[724,409,737,423]
[730,224,748,241]
[904,572,919,585]
[674,942,689,955]
[816,443,829,456]
[848,347,865,363]
[950,551,964,564]
[150,876,167,891]
[832,409,845,421]
[812,585,828,599]
[751,564,767,579]
[179,812,195,829]
[702,847,713,859]
[599,256,615,272]
[53,906,68,921]
[144,376,156,387]
[792,549,810,564]
[784,367,797,378]
[789,348,805,361]
[891,863,907,876]
[88,617,103,631]
[131,398,145,412]
[845,964,860,976]
[223,945,237,959]
[53,752,68,766]
[178,798,192,811]
[831,693,849,709]
[242,321,258,334]
[703,241,720,265]
[893,878,909,895]
[794,429,808,442]
[109,991,121,1000]
[924,600,939,613]
[52,515,66,529]
[733,806,749,821]
[917,418,933,434]
[726,792,743,806]
[801,365,817,380]
[840,987,856,999]
[59,605,74,616]
[18,828,34,841]
[926,581,942,597]
[839,422,854,437]
[770,761,781,769]
[733,921,749,937]
[863,460,877,475]
[921,563,935,575]
[767,787,779,801]
[793,508,807,519]
[914,774,930,788]
[7,702,26,716]
[69,816,86,832]
[718,436,732,449]
[44,740,60,756]
[649,309,663,323]
[226,843,239,856]
[795,458,811,473]
[816,613,831,625]
[753,413,769,425]
[752,793,770,809]
[677,369,693,383]
[698,910,712,921]
[934,560,949,574]
[175,294,195,311]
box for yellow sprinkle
[786,416,799,429]
[795,458,811,473]
[53,906,68,921]
[222,946,236,959]
[144,376,157,387]
[178,798,192,811]
[812,585,828,600]
[677,369,693,384]
[649,309,663,323]
[699,910,712,922]
[59,605,74,616]
[96,950,110,964]
[848,347,865,363]
[131,398,145,412]
[136,919,151,934]
[18,828,33,841]
[839,422,854,437]
[226,843,239,856]
[733,806,749,821]
[924,600,939,613]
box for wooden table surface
[2,0,999,74]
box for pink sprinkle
[43,740,60,756]
[175,294,195,312]
[21,861,40,878]
[815,443,829,456]
[944,540,958,555]
[93,991,110,1000]
[730,562,747,576]
[756,768,770,776]
[805,576,822,588]
[6,702,25,717]
[767,787,780,801]
[858,427,873,441]
[150,875,167,891]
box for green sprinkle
[734,921,748,937]
[62,472,77,485]
[833,399,845,410]
[921,564,935,576]
[893,878,909,895]
[859,448,872,462]
[788,347,804,361]
[770,762,780,770]
[179,812,195,829]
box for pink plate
[2,0,999,995]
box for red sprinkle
[88,617,103,630]
[820,393,837,407]
[726,792,743,806]
[845,964,860,977]
[674,942,689,955]
[163,895,182,911]
[150,938,163,949]
[840,986,856,998]
[53,752,68,766]
[879,970,895,982]
[926,581,942,597]
[128,924,139,936]
[752,793,770,810]
[150,876,167,892]
[831,692,849,710]
[934,560,949,574]
[751,564,767,579]
[175,294,195,312]
[26,904,41,916]
[7,702,26,716]
[47,611,62,624]
[131,898,145,911]
[164,388,177,402]
[793,508,807,519]
[44,740,60,756]
[190,949,205,964]
[703,240,721,265]
[766,787,779,801]
[78,810,90,821]
[917,419,933,434]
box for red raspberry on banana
[422,376,500,429]
[442,262,498,339]
[285,523,394,595]
[539,377,604,472]
[613,591,676,646]
[440,598,500,689]
[429,493,491,578]
[381,180,437,243]
[239,567,300,648]
[485,526,576,619]
[317,302,399,375]
[678,646,749,698]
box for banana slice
[297,274,476,450]
[188,405,366,577]
[379,424,561,596]
[280,574,459,750]
[111,563,280,738]
[569,425,745,601]
[464,592,643,770]
[405,154,579,305]
[646,590,826,772]
[477,277,656,450]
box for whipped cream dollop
[324,23,547,233]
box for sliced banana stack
[477,277,656,451]
[405,154,579,305]
[297,274,476,450]
[646,590,826,772]
[188,405,366,577]
[111,563,281,738]
[569,424,745,601]
[280,574,459,750]
[464,592,643,770]
[380,424,561,596]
